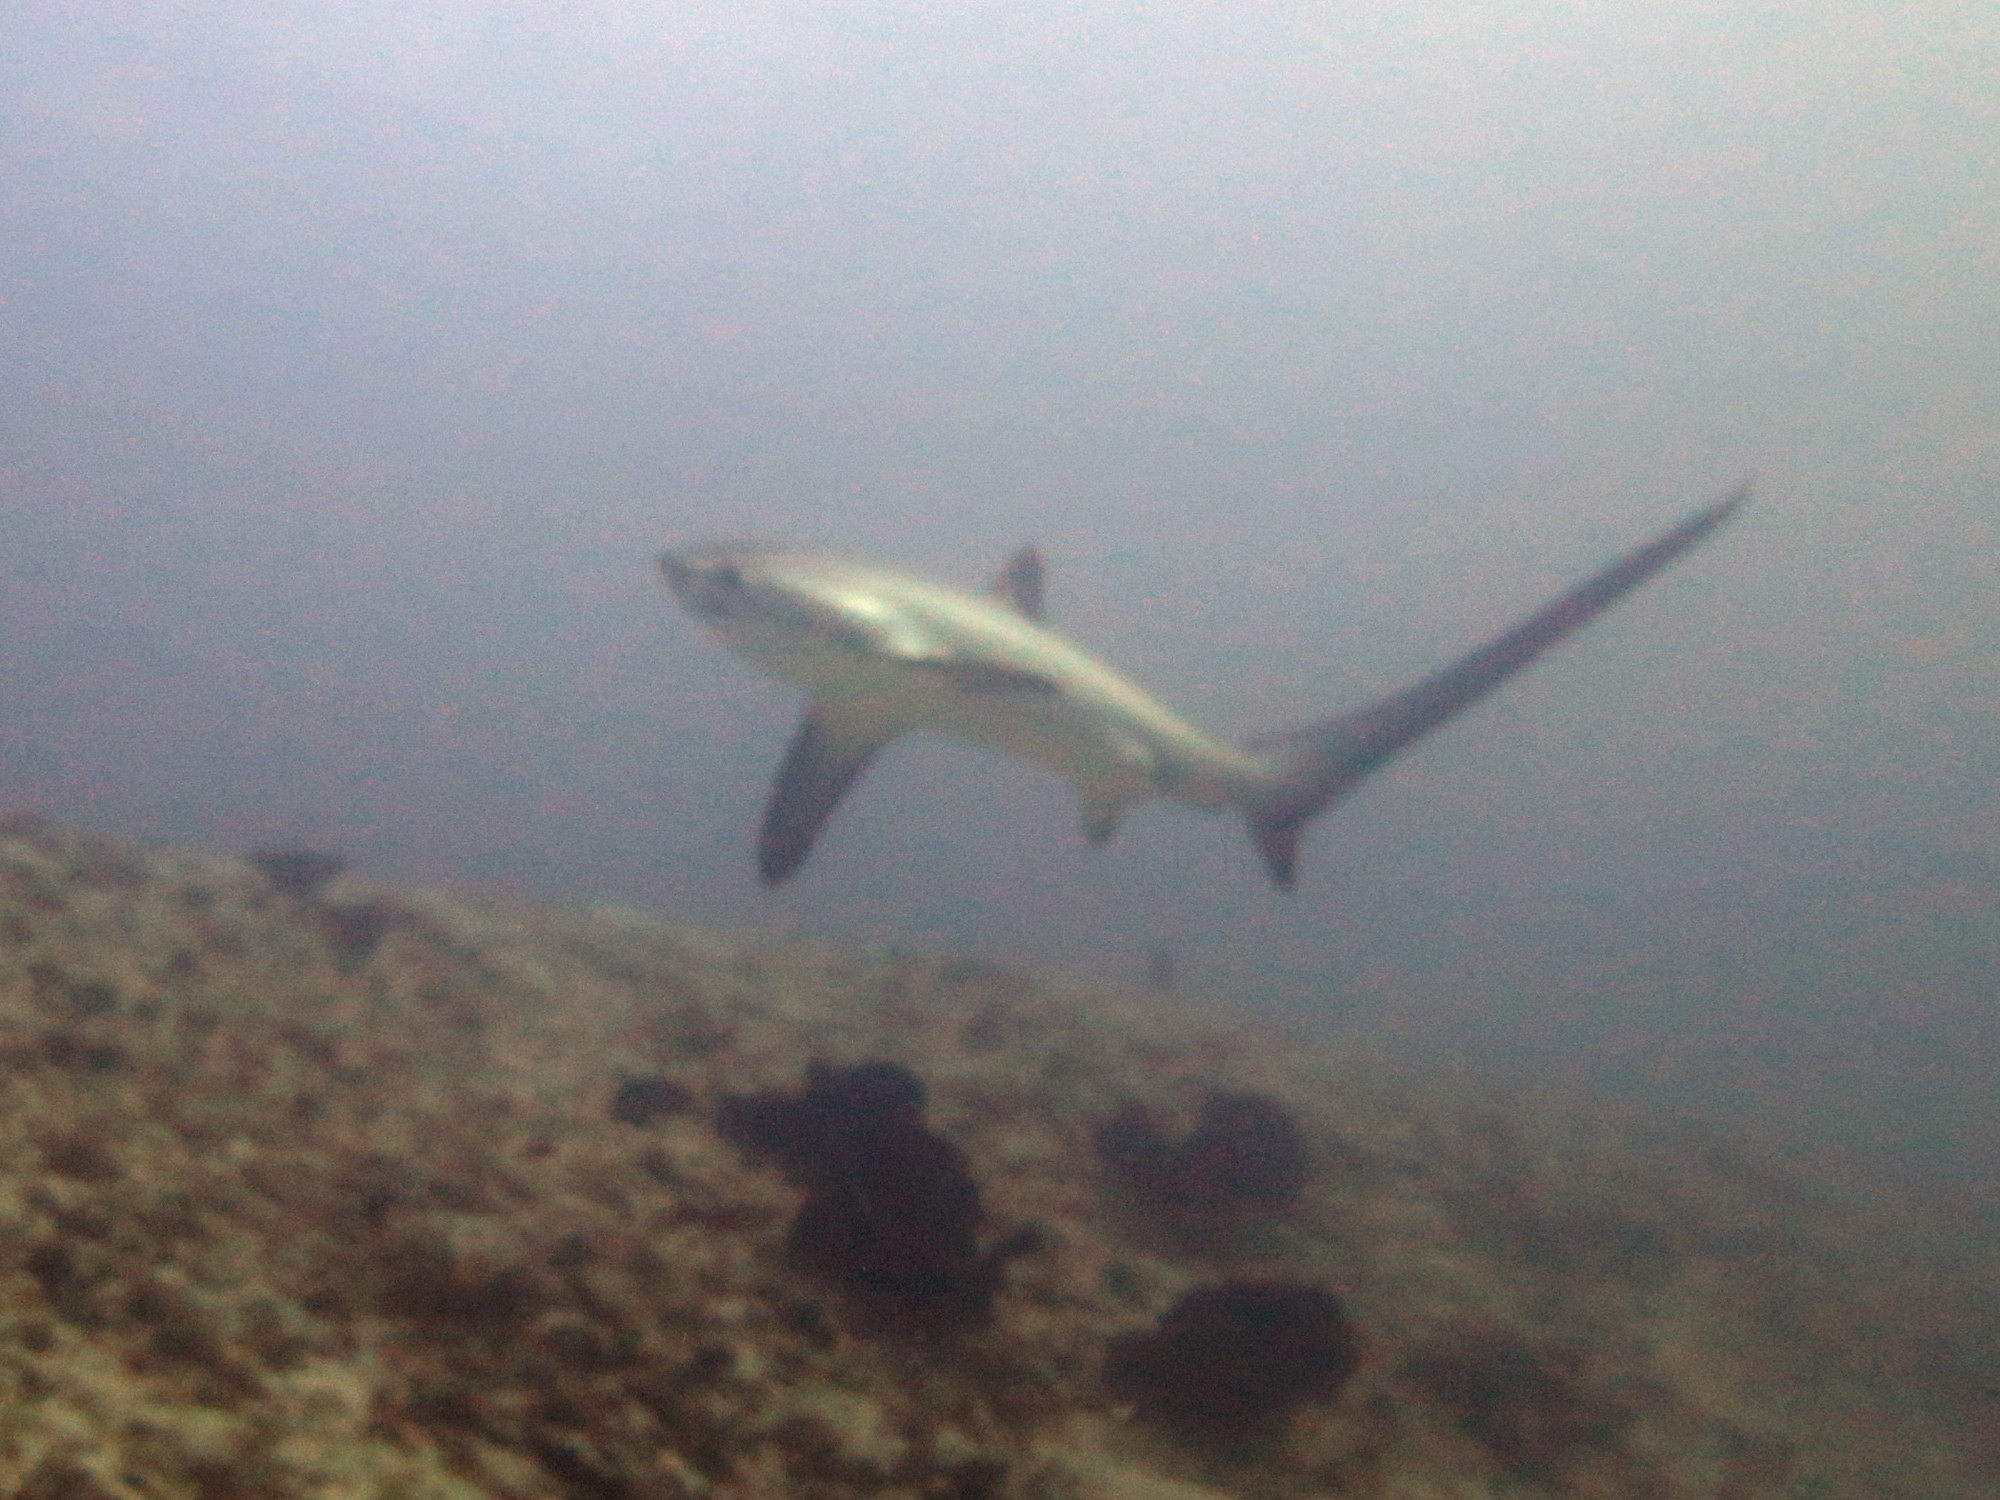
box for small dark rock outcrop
[1097,1089,1310,1224]
[716,1060,1014,1331]
[249,847,348,900]
[1105,1280,1360,1455]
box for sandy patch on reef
[0,813,1995,1499]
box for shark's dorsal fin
[758,702,903,885]
[989,545,1045,620]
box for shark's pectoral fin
[758,704,903,886]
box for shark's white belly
[741,632,1249,810]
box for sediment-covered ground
[0,814,1993,1498]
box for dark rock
[1105,1280,1360,1454]
[250,847,348,899]
[717,1060,1018,1331]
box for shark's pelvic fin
[1241,486,1747,889]
[1080,793,1125,846]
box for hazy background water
[4,1,1994,1197]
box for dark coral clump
[1105,1280,1360,1455]
[250,847,347,900]
[1097,1089,1310,1223]
[716,1060,1008,1331]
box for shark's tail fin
[1240,487,1747,888]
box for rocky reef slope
[0,815,1993,1499]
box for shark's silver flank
[659,489,1745,888]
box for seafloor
[0,815,1994,1500]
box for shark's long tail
[1240,486,1747,888]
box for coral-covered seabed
[0,814,1994,1499]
